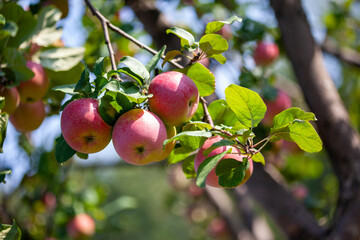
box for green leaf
[40,47,85,71]
[272,107,317,130]
[146,45,166,74]
[0,2,24,22]
[0,220,21,240]
[196,150,230,188]
[225,84,266,129]
[0,170,11,184]
[182,154,197,179]
[0,113,8,153]
[118,56,150,86]
[199,34,228,56]
[52,84,77,95]
[180,123,209,150]
[55,135,76,163]
[0,14,4,25]
[176,62,215,97]
[205,15,242,34]
[208,99,240,127]
[163,130,212,147]
[33,6,62,46]
[0,21,18,39]
[168,147,194,165]
[47,62,84,86]
[203,139,236,157]
[166,27,196,50]
[76,152,88,160]
[252,152,265,165]
[209,54,226,64]
[162,50,182,68]
[215,158,246,188]
[94,57,110,77]
[74,65,91,95]
[0,97,4,110]
[99,91,132,126]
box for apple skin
[66,213,95,239]
[112,109,175,165]
[194,135,253,188]
[0,86,20,115]
[17,61,49,103]
[262,89,292,126]
[61,98,112,154]
[148,71,199,126]
[9,100,46,132]
[253,41,279,66]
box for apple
[112,109,175,165]
[262,89,292,126]
[148,71,199,126]
[61,98,112,154]
[66,213,95,239]
[216,24,233,40]
[194,135,253,188]
[253,41,279,66]
[0,86,20,115]
[17,61,49,103]
[9,100,46,132]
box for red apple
[148,71,199,126]
[66,213,95,239]
[60,98,112,154]
[253,41,279,66]
[262,89,292,126]
[0,86,20,115]
[194,135,253,188]
[17,61,49,103]
[9,100,46,132]
[112,109,175,165]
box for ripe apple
[262,89,292,126]
[61,98,112,154]
[253,41,279,66]
[17,61,49,103]
[66,213,95,239]
[194,135,253,188]
[112,109,175,165]
[0,86,20,115]
[9,100,46,132]
[148,71,199,126]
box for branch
[270,0,360,238]
[321,38,360,68]
[84,0,117,71]
[200,97,214,128]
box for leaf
[252,152,265,165]
[7,11,37,47]
[203,139,236,157]
[215,158,246,188]
[52,84,77,95]
[94,57,110,77]
[225,84,266,129]
[196,150,230,188]
[199,34,228,56]
[166,27,196,49]
[0,170,11,184]
[180,123,209,150]
[33,6,62,46]
[0,113,8,153]
[47,62,84,86]
[39,47,85,71]
[74,65,91,95]
[209,54,226,64]
[0,21,18,39]
[0,220,21,240]
[55,135,76,163]
[0,14,4,25]
[176,62,215,97]
[163,130,212,147]
[98,91,132,126]
[162,50,182,68]
[208,99,240,127]
[118,56,150,86]
[167,147,194,165]
[0,2,24,22]
[272,107,317,130]
[205,15,242,34]
[146,45,166,74]
[182,154,197,179]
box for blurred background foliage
[1,0,360,239]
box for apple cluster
[1,61,49,132]
[61,71,199,165]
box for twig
[200,97,214,128]
[83,0,118,75]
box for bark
[269,0,360,239]
[321,38,360,68]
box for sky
[0,0,343,194]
